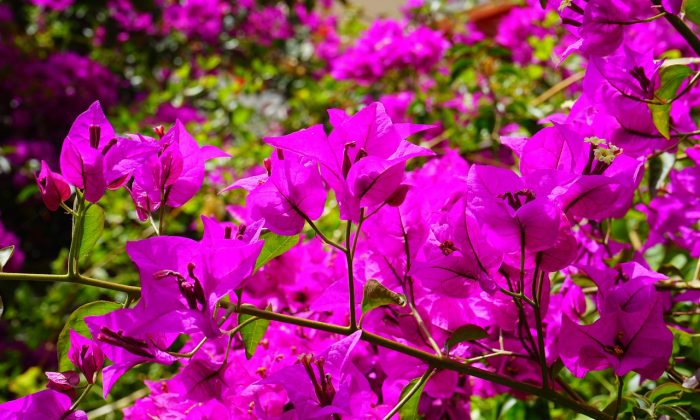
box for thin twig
[382,367,435,420]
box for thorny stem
[382,367,435,420]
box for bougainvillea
[0,0,699,419]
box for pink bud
[35,161,72,211]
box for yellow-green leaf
[361,279,406,317]
[648,65,693,139]
[79,204,105,260]
[399,376,429,420]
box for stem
[67,196,86,276]
[302,215,346,252]
[157,207,166,236]
[519,232,526,294]
[556,376,585,403]
[599,12,666,25]
[220,314,259,335]
[613,375,624,420]
[652,0,700,56]
[671,71,700,102]
[69,383,94,412]
[345,220,357,331]
[0,272,140,294]
[532,269,549,390]
[351,208,365,258]
[59,201,77,216]
[123,293,135,308]
[463,350,513,364]
[231,304,611,420]
[531,72,584,106]
[382,367,434,420]
[166,337,209,358]
[409,300,443,356]
[86,388,149,418]
[157,187,171,236]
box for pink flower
[35,160,71,211]
[224,150,326,236]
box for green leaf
[79,204,105,260]
[686,0,700,26]
[254,232,299,270]
[361,279,406,317]
[399,376,428,420]
[649,65,693,139]
[238,305,272,359]
[648,382,687,403]
[650,102,672,139]
[445,324,489,352]
[656,405,695,420]
[0,245,14,272]
[57,300,122,371]
[450,58,473,84]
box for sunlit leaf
[79,204,105,260]
[56,301,121,371]
[238,304,272,359]
[254,232,299,271]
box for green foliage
[79,204,105,261]
[360,279,406,322]
[255,233,300,271]
[56,300,122,372]
[398,375,429,420]
[445,324,489,352]
[649,65,694,138]
[685,0,700,26]
[238,305,272,359]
